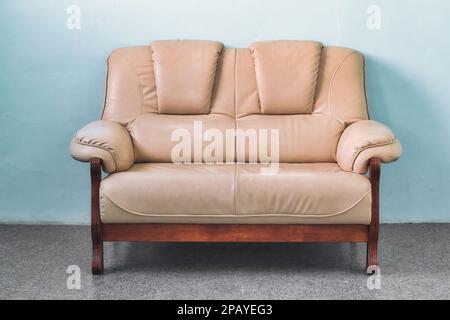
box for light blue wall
[1,0,449,223]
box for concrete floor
[0,224,449,299]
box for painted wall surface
[1,0,449,223]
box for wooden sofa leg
[91,158,104,275]
[367,158,380,274]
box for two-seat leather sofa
[70,40,402,274]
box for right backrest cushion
[235,41,369,162]
[249,41,323,115]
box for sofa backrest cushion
[249,41,323,115]
[101,40,369,163]
[151,40,223,115]
[128,113,234,163]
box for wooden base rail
[90,158,381,275]
[103,224,369,242]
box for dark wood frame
[90,157,381,275]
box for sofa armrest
[70,120,134,173]
[337,120,402,173]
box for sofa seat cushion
[100,163,371,225]
[236,163,371,222]
[100,163,236,219]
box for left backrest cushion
[151,40,224,114]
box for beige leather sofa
[70,40,402,274]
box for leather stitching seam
[115,51,145,115]
[73,138,118,172]
[350,138,398,171]
[328,51,358,125]
[100,188,371,219]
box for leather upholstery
[313,47,369,124]
[128,113,235,163]
[249,41,323,114]
[101,195,370,224]
[70,40,402,225]
[101,46,157,125]
[337,120,402,173]
[100,163,371,224]
[151,40,223,114]
[236,163,370,221]
[99,44,369,123]
[235,48,261,118]
[236,114,344,162]
[70,120,134,173]
[101,163,235,216]
[210,48,236,117]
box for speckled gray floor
[0,224,449,299]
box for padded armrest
[70,120,134,173]
[337,120,402,173]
